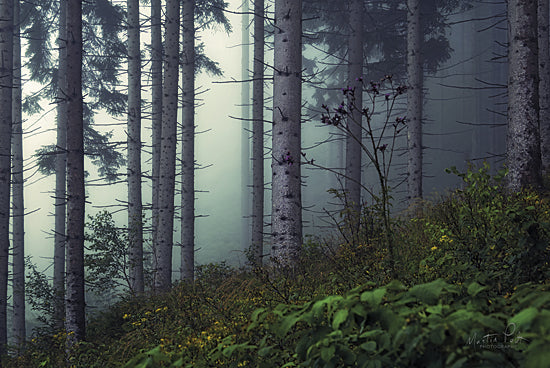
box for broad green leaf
[509,307,538,330]
[320,345,335,362]
[360,341,377,352]
[467,282,487,297]
[332,308,349,330]
[360,288,386,307]
[408,279,448,305]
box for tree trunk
[241,0,251,252]
[344,0,363,236]
[180,0,194,282]
[507,0,542,190]
[53,0,68,332]
[271,0,302,267]
[407,0,423,204]
[127,0,144,293]
[12,0,25,347]
[65,0,85,345]
[155,0,180,291]
[251,0,264,265]
[539,0,550,176]
[151,0,162,260]
[0,0,13,355]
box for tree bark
[251,0,265,266]
[127,0,144,293]
[0,0,13,355]
[271,0,302,267]
[53,0,68,332]
[151,0,162,260]
[507,0,542,191]
[539,0,550,176]
[180,0,194,282]
[155,0,180,291]
[345,0,363,235]
[12,0,25,347]
[241,0,251,252]
[407,0,423,204]
[65,0,85,345]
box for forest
[0,0,549,366]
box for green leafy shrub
[213,279,550,368]
[398,163,550,291]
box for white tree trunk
[65,0,85,345]
[53,0,68,332]
[155,0,179,291]
[507,0,542,190]
[241,0,251,252]
[539,0,550,176]
[271,0,302,267]
[127,0,144,293]
[345,0,363,232]
[12,0,25,346]
[0,0,13,354]
[180,0,194,282]
[251,0,265,265]
[151,0,162,259]
[407,0,423,203]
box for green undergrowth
[6,164,550,367]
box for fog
[19,0,509,277]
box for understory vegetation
[7,164,550,367]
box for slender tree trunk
[345,0,363,237]
[507,0,542,190]
[12,0,25,347]
[271,0,302,267]
[155,0,180,291]
[180,0,194,282]
[407,0,423,204]
[251,0,264,265]
[0,0,13,355]
[241,0,251,251]
[127,0,144,293]
[151,0,162,262]
[539,0,550,176]
[65,0,85,345]
[53,0,68,332]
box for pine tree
[12,0,25,347]
[0,0,13,354]
[180,0,195,282]
[155,0,180,291]
[65,0,85,344]
[271,0,303,267]
[407,0,423,203]
[127,0,144,293]
[506,0,542,190]
[251,0,265,265]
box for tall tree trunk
[241,0,251,252]
[12,0,25,347]
[0,0,13,355]
[539,0,550,177]
[53,0,68,332]
[271,0,302,267]
[127,0,144,293]
[151,0,162,262]
[180,0,194,282]
[344,0,363,237]
[407,0,423,204]
[65,0,85,345]
[155,0,180,291]
[507,0,542,190]
[251,0,264,265]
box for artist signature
[467,323,528,350]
